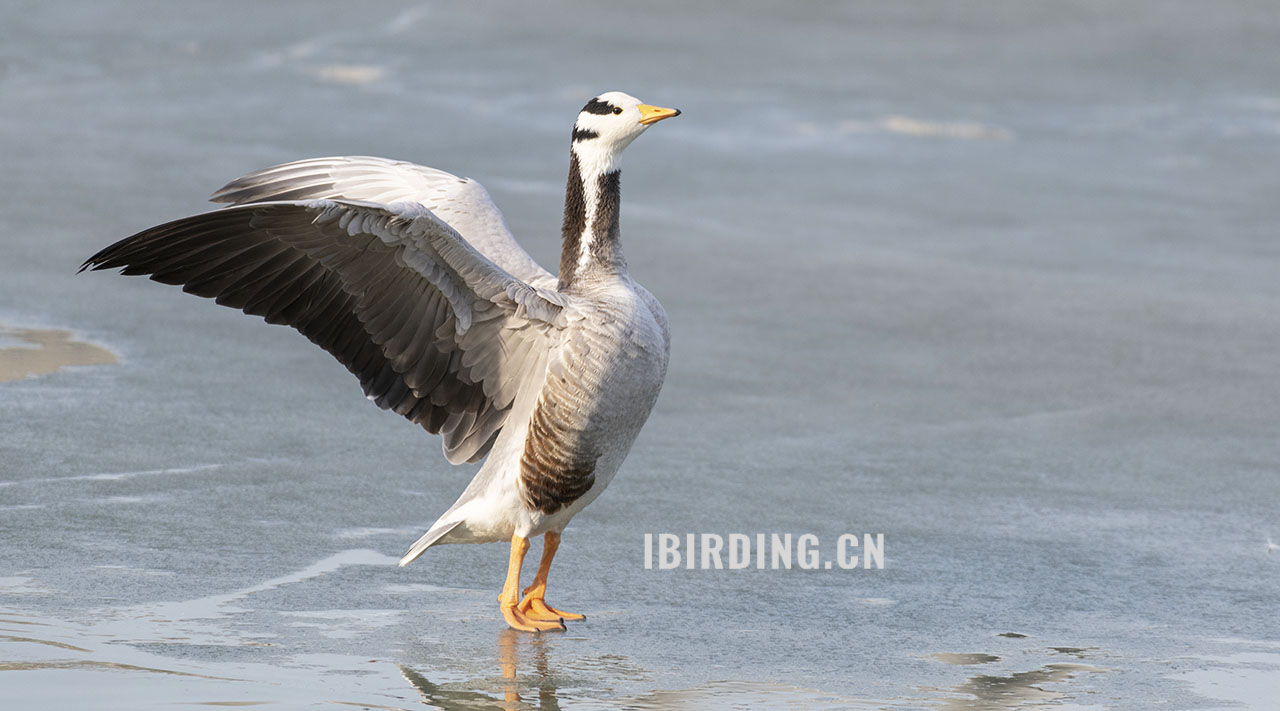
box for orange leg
[517,531,586,622]
[499,534,564,632]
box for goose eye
[612,107,622,115]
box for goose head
[570,91,680,175]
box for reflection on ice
[401,630,556,711]
[400,632,889,711]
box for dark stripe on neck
[581,98,615,115]
[571,127,599,142]
[558,153,587,289]
[588,170,623,270]
[558,159,625,290]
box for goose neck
[559,147,626,290]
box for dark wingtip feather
[81,233,140,274]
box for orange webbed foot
[517,594,586,623]
[501,601,565,632]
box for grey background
[3,1,1279,708]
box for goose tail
[399,519,464,566]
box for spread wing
[82,199,568,464]
[209,156,559,291]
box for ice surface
[3,1,1280,708]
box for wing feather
[210,156,558,290]
[83,199,565,464]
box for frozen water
[3,1,1280,708]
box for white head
[570,91,680,176]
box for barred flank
[520,395,597,514]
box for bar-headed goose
[83,91,681,631]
